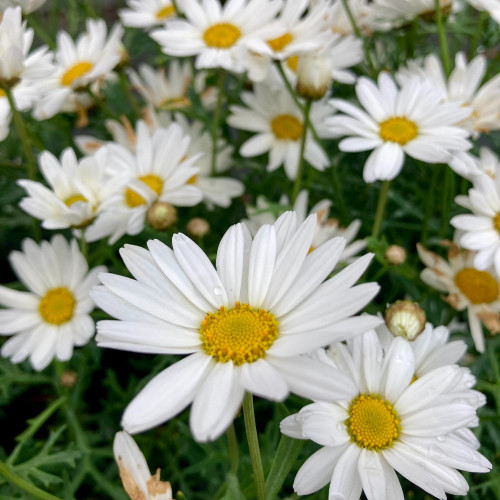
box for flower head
[120,0,177,29]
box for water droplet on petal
[436,435,446,442]
[213,286,223,296]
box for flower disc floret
[267,32,293,52]
[494,213,500,234]
[202,23,241,48]
[39,287,76,325]
[200,302,279,365]
[380,117,418,145]
[125,174,163,208]
[346,394,400,450]
[64,194,88,207]
[156,5,175,20]
[454,268,499,304]
[271,114,303,140]
[61,61,93,87]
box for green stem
[341,0,377,78]
[0,461,62,500]
[434,0,451,76]
[211,70,227,176]
[439,167,455,237]
[405,18,418,59]
[291,101,312,204]
[119,70,141,118]
[470,11,487,57]
[330,162,347,221]
[26,15,55,49]
[243,393,265,500]
[421,167,438,244]
[226,423,239,475]
[371,180,391,238]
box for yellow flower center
[0,89,5,97]
[156,5,175,20]
[200,302,279,365]
[379,117,418,145]
[345,394,400,451]
[267,32,293,52]
[64,194,88,207]
[125,174,163,208]
[203,23,241,49]
[454,267,499,304]
[187,174,198,184]
[271,114,303,141]
[287,56,298,72]
[493,213,500,234]
[39,287,76,325]
[61,61,93,87]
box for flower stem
[371,180,391,238]
[341,0,377,78]
[434,0,451,76]
[226,423,239,475]
[243,393,265,500]
[211,70,226,176]
[291,100,312,204]
[0,460,62,500]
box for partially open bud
[385,300,426,340]
[60,370,77,388]
[186,217,210,238]
[296,52,332,101]
[147,202,178,231]
[385,244,407,265]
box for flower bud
[186,217,210,238]
[385,300,426,340]
[385,245,407,265]
[147,202,178,230]
[295,52,332,101]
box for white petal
[239,359,289,400]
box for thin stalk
[470,11,487,57]
[211,70,227,176]
[226,423,239,475]
[331,163,347,221]
[405,18,418,59]
[421,168,439,243]
[3,85,37,180]
[371,180,391,238]
[434,0,451,76]
[119,70,141,118]
[0,460,62,500]
[341,0,377,78]
[26,15,55,49]
[291,101,312,204]
[439,167,455,237]
[243,393,265,500]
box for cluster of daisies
[0,0,498,498]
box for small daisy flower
[120,0,177,29]
[0,235,105,371]
[326,73,472,183]
[468,0,500,24]
[417,240,500,353]
[281,330,491,500]
[114,431,174,500]
[85,121,202,243]
[227,81,331,180]
[92,211,381,442]
[450,147,500,181]
[34,19,123,120]
[150,0,282,74]
[244,190,366,264]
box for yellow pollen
[267,32,293,52]
[494,213,500,234]
[203,23,241,49]
[379,117,418,145]
[200,302,279,365]
[158,96,190,109]
[187,174,198,185]
[156,5,175,20]
[64,194,88,207]
[271,114,303,141]
[39,287,75,325]
[345,394,400,451]
[125,174,163,208]
[0,89,5,97]
[454,267,499,304]
[287,56,298,72]
[61,61,93,87]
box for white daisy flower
[92,211,381,441]
[397,52,500,136]
[18,147,123,238]
[450,147,500,181]
[120,0,177,29]
[468,0,500,23]
[281,330,491,500]
[326,73,472,183]
[0,0,47,14]
[244,190,366,264]
[371,0,454,26]
[227,81,331,180]
[0,235,105,371]
[417,240,500,352]
[85,121,202,244]
[150,0,282,74]
[33,19,123,120]
[114,431,173,500]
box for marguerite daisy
[120,0,177,29]
[281,330,491,499]
[92,211,381,442]
[326,73,472,182]
[0,235,105,371]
